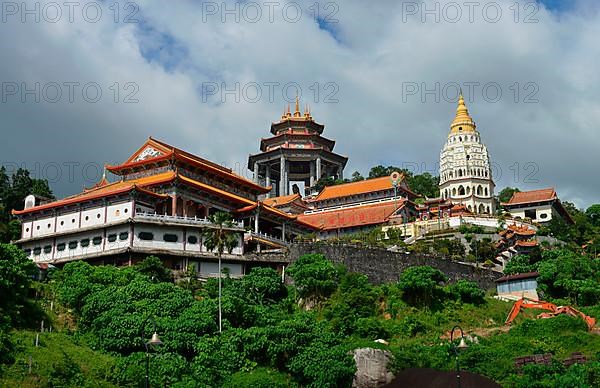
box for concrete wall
[288,243,501,289]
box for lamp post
[141,315,163,388]
[450,325,469,388]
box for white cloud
[0,0,599,208]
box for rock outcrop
[352,347,394,387]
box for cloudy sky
[1,0,599,208]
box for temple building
[13,138,316,275]
[297,175,419,237]
[502,188,574,224]
[439,94,495,214]
[248,98,348,197]
[495,224,539,267]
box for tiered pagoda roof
[248,99,348,170]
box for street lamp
[141,315,163,388]
[450,325,469,388]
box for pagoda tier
[248,99,348,197]
[260,132,336,153]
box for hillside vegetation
[1,246,600,387]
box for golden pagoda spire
[293,95,301,117]
[450,90,476,134]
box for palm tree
[202,211,239,333]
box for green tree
[446,280,485,305]
[202,211,239,333]
[0,243,37,328]
[136,255,172,282]
[238,267,287,306]
[585,204,600,226]
[469,237,496,263]
[350,171,364,182]
[504,255,535,275]
[406,172,440,198]
[398,266,448,306]
[287,254,339,300]
[498,187,520,204]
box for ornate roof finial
[294,95,301,117]
[282,105,288,119]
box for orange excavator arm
[505,298,596,331]
[505,298,557,326]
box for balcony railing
[245,232,288,247]
[135,212,245,229]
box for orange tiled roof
[13,171,263,216]
[505,188,557,205]
[12,171,175,215]
[108,138,270,194]
[314,176,403,201]
[262,194,303,207]
[515,240,539,248]
[506,224,536,236]
[298,200,405,231]
[233,202,318,230]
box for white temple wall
[106,201,134,223]
[81,206,108,228]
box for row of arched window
[442,168,489,181]
[464,204,492,214]
[444,185,489,198]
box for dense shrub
[446,280,486,305]
[398,266,448,306]
[287,254,339,299]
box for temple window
[138,232,154,241]
[43,245,52,254]
[119,232,129,241]
[163,234,179,243]
[81,239,90,247]
[68,241,78,250]
[92,236,103,245]
[188,235,199,244]
[107,234,117,243]
[458,186,465,195]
